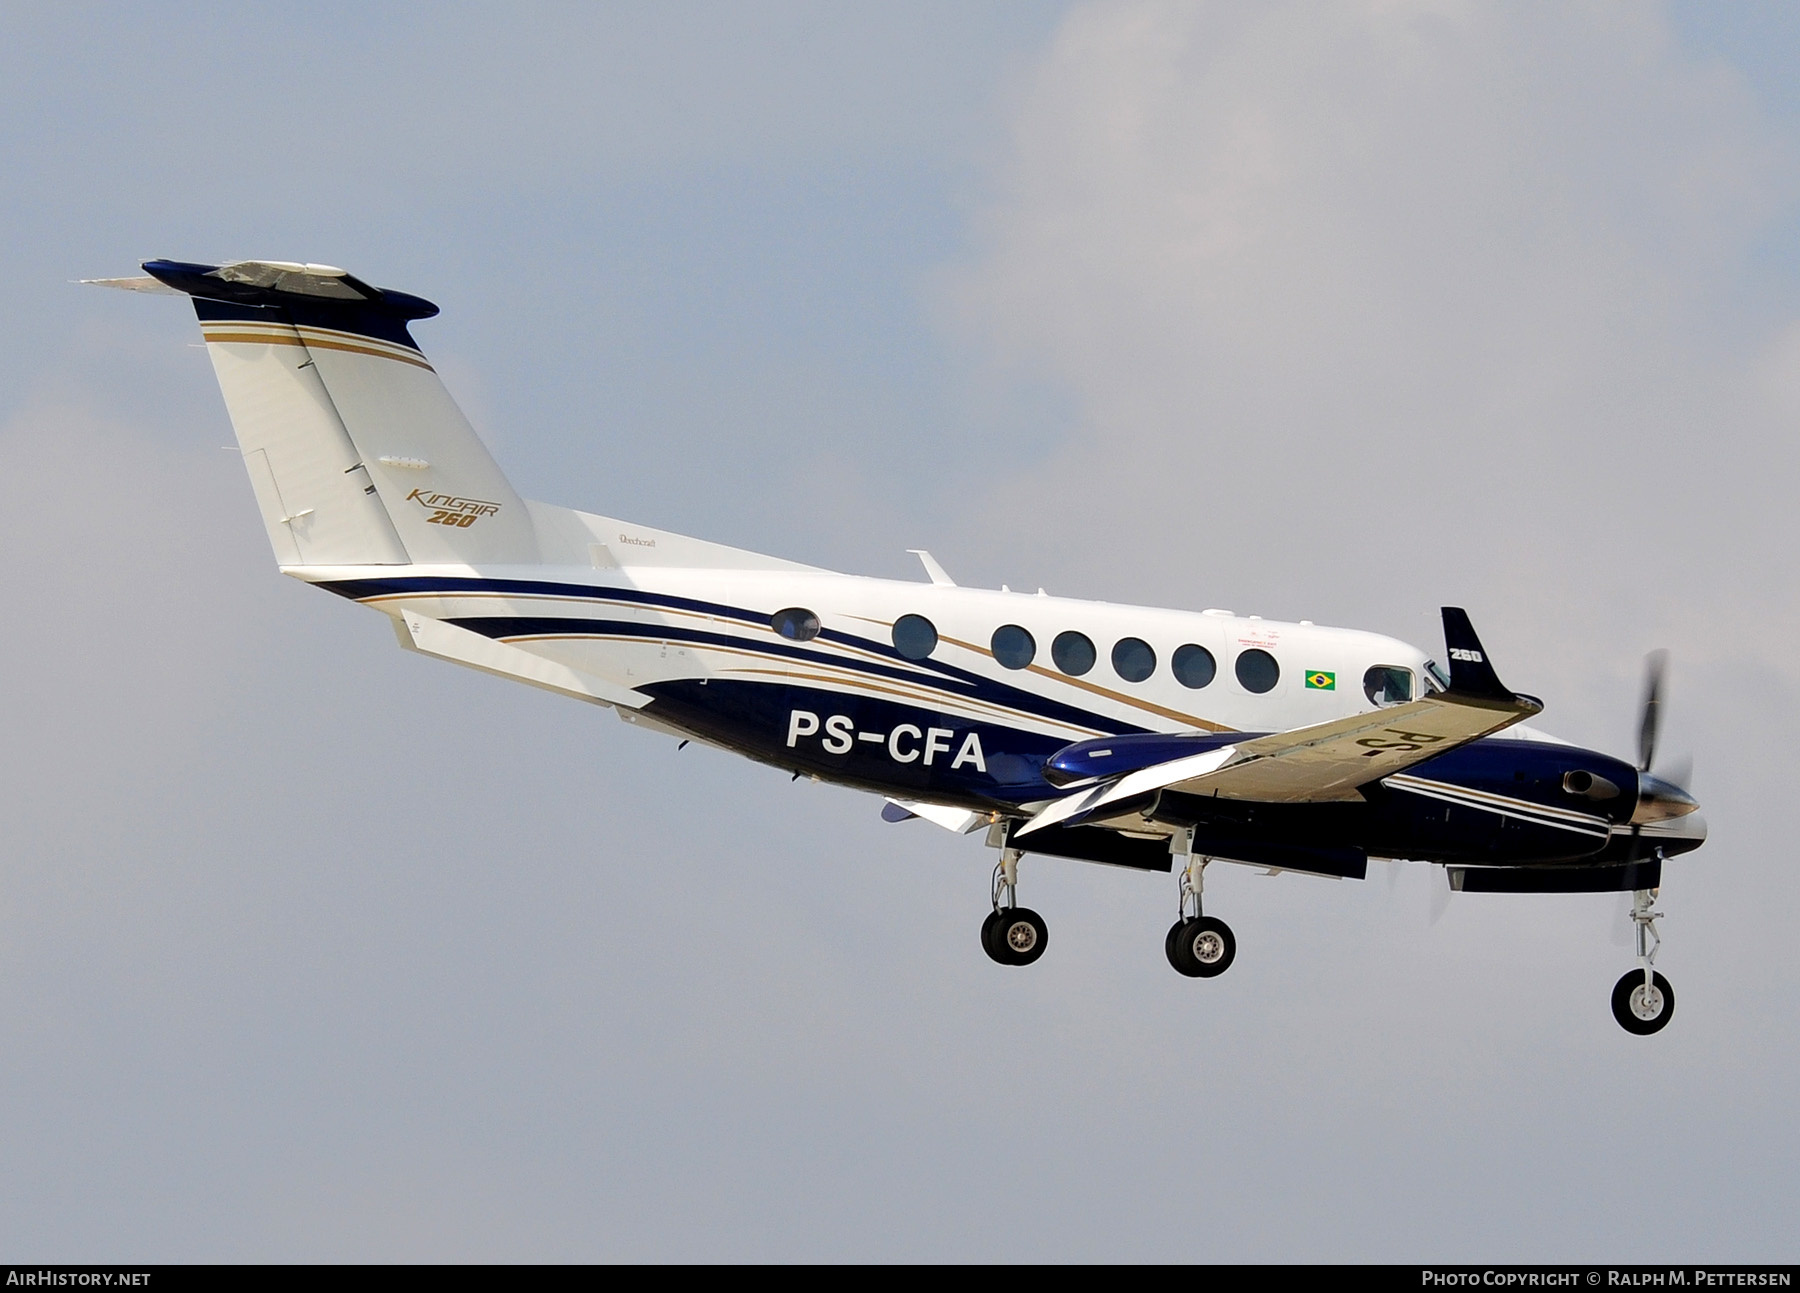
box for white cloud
[951,0,1798,676]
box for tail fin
[144,259,537,567]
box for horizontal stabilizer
[143,259,438,321]
[80,275,180,295]
[397,610,648,710]
[883,797,986,833]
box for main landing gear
[1612,882,1674,1035]
[974,826,1240,976]
[982,847,1048,966]
[1166,828,1235,979]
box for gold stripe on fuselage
[361,590,958,696]
[348,589,1180,739]
[498,632,1106,741]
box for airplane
[90,258,1707,1034]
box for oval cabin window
[992,624,1036,670]
[1052,630,1096,677]
[771,607,822,642]
[1235,648,1280,694]
[892,614,938,661]
[1172,644,1216,689]
[1111,637,1156,683]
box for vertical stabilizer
[198,306,408,565]
[144,259,539,568]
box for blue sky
[1,3,1795,1260]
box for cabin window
[1052,630,1096,676]
[1364,665,1413,707]
[771,607,821,642]
[1111,637,1156,683]
[892,614,938,661]
[1172,644,1216,689]
[1235,648,1280,694]
[992,624,1036,670]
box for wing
[1019,607,1541,835]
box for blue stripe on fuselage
[319,574,1147,737]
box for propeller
[1626,650,1698,856]
[1637,649,1667,774]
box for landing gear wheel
[1164,918,1188,971]
[1611,970,1675,1035]
[1167,916,1235,978]
[981,848,1044,966]
[981,910,1008,965]
[991,907,1048,966]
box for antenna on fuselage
[907,550,956,587]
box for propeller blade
[1661,753,1693,794]
[1638,650,1668,773]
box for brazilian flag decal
[1305,671,1336,690]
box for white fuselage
[299,500,1437,808]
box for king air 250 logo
[787,709,986,772]
[407,488,501,528]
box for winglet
[1440,607,1540,713]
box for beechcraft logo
[1305,671,1336,690]
[406,488,501,528]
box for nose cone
[1633,772,1699,824]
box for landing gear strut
[1612,879,1674,1035]
[982,846,1047,966]
[1166,828,1235,978]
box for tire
[1180,916,1236,979]
[981,910,1010,965]
[1166,918,1202,977]
[1611,970,1675,1035]
[995,907,1048,966]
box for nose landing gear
[1166,830,1236,978]
[1612,883,1674,1035]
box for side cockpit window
[1364,665,1414,707]
[1423,659,1451,694]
